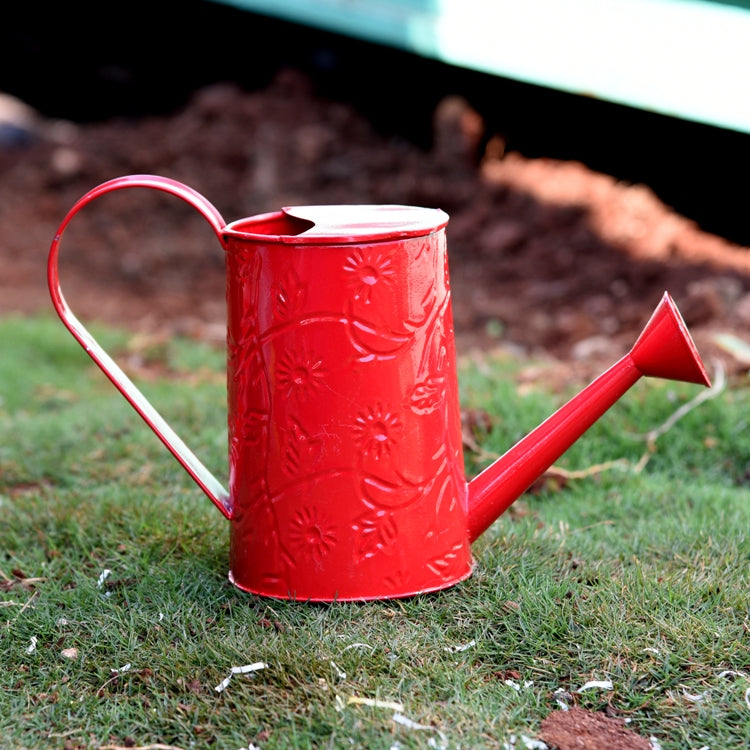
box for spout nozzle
[630,292,710,387]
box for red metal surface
[47,175,711,601]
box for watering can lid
[227,205,449,244]
[284,205,449,242]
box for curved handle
[47,174,233,519]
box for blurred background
[3,0,749,243]
[1,0,749,363]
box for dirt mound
[2,69,749,373]
[540,707,652,750]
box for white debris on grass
[61,647,78,659]
[443,639,476,653]
[392,713,431,730]
[552,687,572,711]
[576,679,613,693]
[649,736,663,750]
[520,737,548,750]
[214,662,268,693]
[717,669,748,679]
[330,660,346,680]
[96,569,111,588]
[97,568,112,597]
[505,679,534,691]
[392,712,448,750]
[25,636,37,654]
[335,694,404,712]
[341,642,374,653]
[551,680,611,708]
[674,670,750,708]
[96,662,135,694]
[682,688,707,702]
[503,734,549,749]
[215,675,233,693]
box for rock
[0,93,40,148]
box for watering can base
[227,564,476,602]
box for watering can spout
[466,292,710,542]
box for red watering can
[48,175,711,601]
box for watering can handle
[47,174,233,519]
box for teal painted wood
[208,0,750,134]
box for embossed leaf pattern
[282,417,322,475]
[233,410,269,444]
[228,317,262,384]
[234,247,261,284]
[426,542,466,581]
[361,474,422,510]
[382,569,407,591]
[284,440,301,476]
[272,269,306,319]
[407,374,446,415]
[347,317,412,362]
[352,509,398,562]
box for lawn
[1,316,748,749]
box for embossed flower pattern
[289,506,337,564]
[343,249,395,303]
[276,350,326,398]
[352,403,403,460]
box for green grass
[2,316,749,749]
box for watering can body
[48,175,710,601]
[223,204,472,599]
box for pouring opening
[228,211,316,238]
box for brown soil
[539,707,652,750]
[2,68,749,379]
